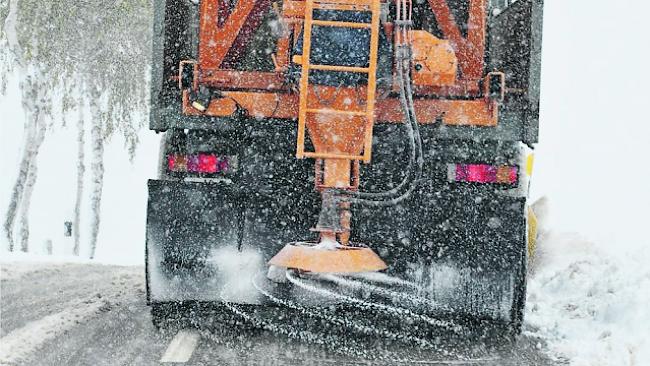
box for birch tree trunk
[88,101,104,259]
[1,0,24,250]
[73,100,85,256]
[3,0,21,60]
[14,75,47,252]
[3,117,34,250]
[17,129,43,252]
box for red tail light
[168,153,233,174]
[198,154,218,173]
[448,164,518,185]
[168,154,187,172]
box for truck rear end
[146,0,544,335]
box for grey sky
[533,0,650,248]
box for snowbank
[526,232,650,366]
[0,250,137,281]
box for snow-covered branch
[1,0,153,256]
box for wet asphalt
[0,263,562,366]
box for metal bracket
[178,60,199,91]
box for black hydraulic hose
[340,2,423,204]
[341,56,422,207]
[341,49,417,200]
[333,23,424,207]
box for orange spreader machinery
[146,0,544,333]
[181,0,503,273]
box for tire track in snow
[251,273,442,351]
[0,264,141,337]
[0,298,108,365]
[286,270,465,333]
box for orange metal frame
[294,0,381,163]
[182,90,498,126]
[186,0,497,127]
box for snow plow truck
[145,0,545,337]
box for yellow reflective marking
[527,206,538,260]
[526,154,535,177]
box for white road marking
[160,329,201,363]
[389,359,499,364]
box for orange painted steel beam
[182,90,296,119]
[427,0,487,81]
[181,71,482,96]
[307,108,366,116]
[282,1,305,19]
[376,98,498,126]
[181,70,482,96]
[199,70,287,90]
[182,91,497,127]
[198,0,271,70]
[311,19,373,28]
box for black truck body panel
[146,122,527,322]
[488,0,545,144]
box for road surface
[0,262,561,365]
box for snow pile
[526,232,650,366]
[0,251,93,281]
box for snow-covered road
[0,262,558,366]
